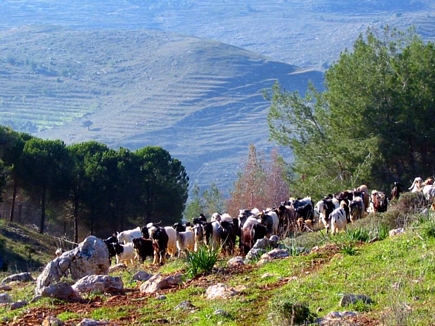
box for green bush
[269,299,316,325]
[348,228,370,243]
[185,245,219,279]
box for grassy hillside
[0,193,434,325]
[0,220,62,273]
[0,26,323,193]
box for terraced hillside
[0,26,323,193]
[2,0,435,194]
[1,0,435,69]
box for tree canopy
[266,27,435,198]
[0,130,189,240]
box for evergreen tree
[134,146,189,225]
[266,26,435,198]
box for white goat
[409,177,424,193]
[115,242,136,266]
[117,226,141,244]
[176,229,195,257]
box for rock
[140,273,183,293]
[244,248,266,263]
[1,272,35,284]
[227,256,244,268]
[35,236,110,296]
[389,228,405,237]
[0,285,12,291]
[214,309,230,317]
[10,300,27,310]
[132,271,152,282]
[42,316,65,326]
[69,236,111,279]
[261,248,289,260]
[340,294,374,306]
[109,263,127,273]
[39,282,82,301]
[0,292,12,303]
[174,300,197,311]
[72,275,123,294]
[206,283,239,299]
[269,235,280,248]
[77,319,109,326]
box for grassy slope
[1,195,435,325]
[0,220,59,274]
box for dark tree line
[0,126,189,242]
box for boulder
[0,292,12,303]
[35,236,110,296]
[1,272,34,284]
[39,282,82,301]
[72,275,123,294]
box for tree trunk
[9,177,17,222]
[74,191,79,244]
[40,186,46,234]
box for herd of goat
[97,177,434,267]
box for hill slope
[1,1,435,69]
[0,26,323,193]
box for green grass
[1,196,435,324]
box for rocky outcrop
[35,236,110,296]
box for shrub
[348,228,370,243]
[269,299,316,325]
[184,246,219,279]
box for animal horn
[408,179,416,190]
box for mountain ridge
[0,26,323,194]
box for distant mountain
[0,26,323,194]
[1,1,434,69]
[1,0,435,196]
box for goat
[117,226,142,244]
[175,228,195,257]
[111,242,136,266]
[132,237,154,263]
[409,177,424,193]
